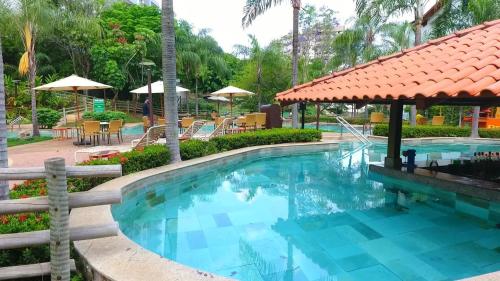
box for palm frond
[242,0,285,27]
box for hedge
[209,128,322,152]
[82,111,128,123]
[372,124,500,138]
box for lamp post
[13,80,20,115]
[140,60,155,128]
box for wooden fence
[0,158,122,281]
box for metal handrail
[334,114,372,145]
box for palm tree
[243,0,301,128]
[381,22,413,54]
[356,0,427,126]
[0,35,8,200]
[161,0,181,162]
[14,0,53,136]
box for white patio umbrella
[207,95,230,112]
[130,81,189,94]
[210,86,254,116]
[130,81,190,116]
[35,74,112,120]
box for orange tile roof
[276,19,500,104]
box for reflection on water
[113,142,500,281]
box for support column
[470,106,480,138]
[384,100,404,170]
[300,102,306,129]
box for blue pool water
[113,143,500,281]
[7,130,53,138]
[284,123,344,132]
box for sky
[173,0,356,53]
[173,0,438,53]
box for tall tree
[14,0,53,136]
[243,0,301,128]
[356,0,427,126]
[0,35,8,200]
[161,0,181,162]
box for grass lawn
[7,136,53,147]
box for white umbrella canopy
[210,86,254,116]
[34,74,112,91]
[207,96,230,102]
[34,74,112,121]
[130,81,190,94]
[207,95,230,112]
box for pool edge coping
[70,141,340,281]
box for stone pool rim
[69,139,500,281]
[70,142,340,281]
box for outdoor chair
[181,117,194,132]
[82,121,101,146]
[214,117,224,128]
[245,114,257,131]
[157,118,166,125]
[104,119,123,144]
[255,113,267,129]
[236,116,247,132]
[431,116,445,126]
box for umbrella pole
[74,88,79,122]
[230,94,233,117]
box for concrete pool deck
[68,141,500,281]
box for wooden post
[316,103,320,130]
[127,100,130,114]
[45,158,70,281]
[384,100,404,170]
[470,106,480,138]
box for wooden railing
[0,158,122,281]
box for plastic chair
[82,121,101,146]
[245,114,257,131]
[255,113,267,129]
[181,117,194,132]
[370,112,384,123]
[157,118,166,125]
[431,116,445,126]
[104,120,122,144]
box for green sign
[93,99,105,113]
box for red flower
[39,188,47,196]
[20,194,30,199]
[0,216,9,225]
[18,214,28,223]
[119,157,128,164]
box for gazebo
[276,19,500,170]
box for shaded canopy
[211,86,254,97]
[207,96,230,102]
[276,19,500,107]
[34,74,112,91]
[130,81,190,94]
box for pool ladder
[334,114,372,146]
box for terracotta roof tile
[277,20,500,103]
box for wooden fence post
[45,158,70,281]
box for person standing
[143,99,150,117]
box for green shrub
[180,139,218,160]
[37,108,62,128]
[210,128,322,151]
[82,111,128,123]
[479,128,500,139]
[372,124,471,138]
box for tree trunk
[0,36,9,200]
[291,1,301,128]
[410,0,424,127]
[162,0,181,162]
[195,78,199,117]
[29,49,40,136]
[470,106,480,138]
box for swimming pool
[284,123,344,132]
[7,130,53,138]
[113,143,500,281]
